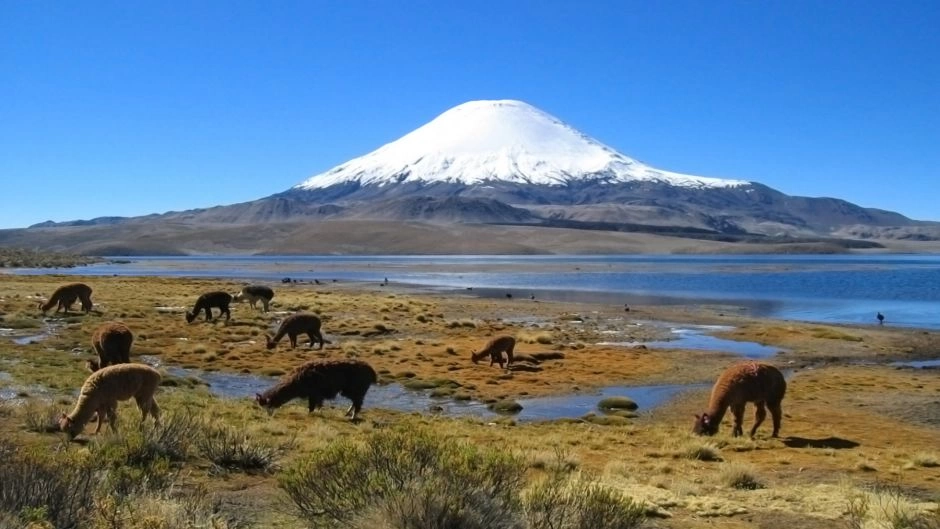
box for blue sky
[2,1,938,229]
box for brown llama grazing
[86,322,134,372]
[693,362,786,438]
[59,363,162,439]
[265,313,329,350]
[185,291,233,323]
[255,359,377,420]
[38,283,93,315]
[471,335,516,369]
[233,285,275,313]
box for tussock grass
[197,421,291,473]
[718,462,763,490]
[811,327,864,341]
[908,452,940,469]
[679,440,723,462]
[21,399,67,434]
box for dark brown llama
[86,322,134,372]
[38,283,93,315]
[265,313,328,350]
[185,291,233,323]
[255,359,377,420]
[471,335,516,369]
[692,362,787,438]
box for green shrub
[279,428,526,528]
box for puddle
[0,371,53,402]
[145,358,702,422]
[8,323,59,346]
[515,383,709,421]
[890,359,940,369]
[600,324,782,359]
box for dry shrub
[0,438,97,528]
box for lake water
[15,254,940,329]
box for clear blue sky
[2,1,938,229]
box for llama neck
[705,397,729,427]
[69,393,103,427]
[260,379,302,408]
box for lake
[13,254,940,329]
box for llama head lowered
[692,413,719,436]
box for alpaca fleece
[693,361,786,438]
[60,363,161,438]
[256,359,377,420]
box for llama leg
[313,331,324,349]
[348,395,364,420]
[730,403,746,437]
[506,344,515,366]
[93,407,106,434]
[768,401,783,437]
[106,406,119,433]
[223,306,231,321]
[750,402,767,438]
[262,299,269,313]
[289,333,297,348]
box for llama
[59,363,162,439]
[255,359,377,420]
[185,291,233,323]
[265,313,328,350]
[38,283,93,315]
[233,285,275,313]
[85,322,133,372]
[471,335,516,369]
[692,362,787,438]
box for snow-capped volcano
[295,100,750,190]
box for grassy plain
[1,274,938,528]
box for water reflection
[600,324,783,359]
[146,358,701,422]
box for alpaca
[255,359,377,420]
[185,291,233,323]
[693,362,786,438]
[471,335,516,369]
[38,283,93,315]
[233,285,275,313]
[59,363,162,439]
[86,322,134,372]
[265,313,328,350]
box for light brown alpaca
[693,362,786,438]
[59,363,162,439]
[233,285,275,313]
[471,335,516,369]
[38,283,93,315]
[86,322,134,372]
[265,313,328,350]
